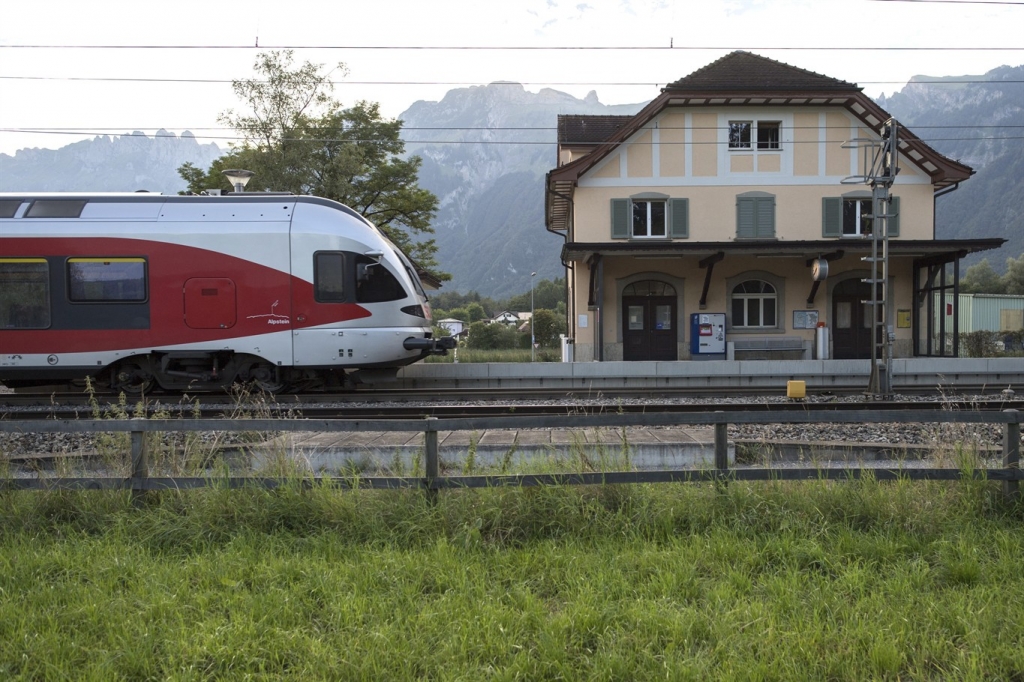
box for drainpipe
[547,183,575,357]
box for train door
[831,278,878,359]
[183,278,236,329]
[290,249,350,367]
[622,280,677,361]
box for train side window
[355,255,406,303]
[314,252,346,302]
[25,200,87,218]
[0,259,50,329]
[0,200,22,218]
[68,258,147,302]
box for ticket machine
[690,313,726,358]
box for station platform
[393,358,1024,392]
[252,425,1001,476]
[257,426,731,474]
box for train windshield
[355,255,406,303]
[393,248,428,300]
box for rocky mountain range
[877,65,1023,274]
[0,130,222,194]
[399,83,643,297]
[1,66,1019,298]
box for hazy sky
[1,0,1021,155]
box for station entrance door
[831,278,878,359]
[622,280,677,361]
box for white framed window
[757,121,781,150]
[631,199,666,238]
[611,197,688,240]
[843,198,873,236]
[823,196,899,238]
[728,121,752,149]
[729,120,782,151]
[731,280,777,328]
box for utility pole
[530,272,537,362]
[843,119,900,397]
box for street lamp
[222,169,255,193]
[530,272,537,362]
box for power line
[1,128,1019,145]
[1,44,1022,51]
[1,75,1021,87]
[868,0,1024,4]
[4,125,1023,133]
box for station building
[545,52,1005,362]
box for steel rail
[3,398,1023,422]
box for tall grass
[3,391,1022,679]
[1,476,1022,680]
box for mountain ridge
[0,130,223,194]
[876,64,1024,271]
[1,68,1019,297]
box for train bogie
[0,193,454,392]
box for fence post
[424,417,439,505]
[1004,410,1020,501]
[130,428,149,506]
[715,413,729,487]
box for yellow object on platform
[787,380,806,399]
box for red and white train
[0,193,454,392]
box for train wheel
[249,363,287,394]
[115,363,154,395]
[289,369,322,393]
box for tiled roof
[663,51,860,93]
[557,115,633,145]
[545,52,973,233]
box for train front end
[288,198,455,382]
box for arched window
[623,280,676,297]
[731,280,776,328]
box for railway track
[3,394,1022,421]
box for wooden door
[622,295,677,361]
[832,279,878,359]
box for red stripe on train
[1,238,371,354]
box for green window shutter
[669,198,689,239]
[611,199,629,239]
[887,196,900,237]
[737,194,775,238]
[756,196,775,238]
[736,197,755,238]
[822,197,842,237]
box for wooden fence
[1,410,1020,501]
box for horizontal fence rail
[1,410,1020,501]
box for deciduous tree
[960,259,1005,294]
[179,50,447,281]
[531,309,563,348]
[1004,254,1024,295]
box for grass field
[1,474,1023,680]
